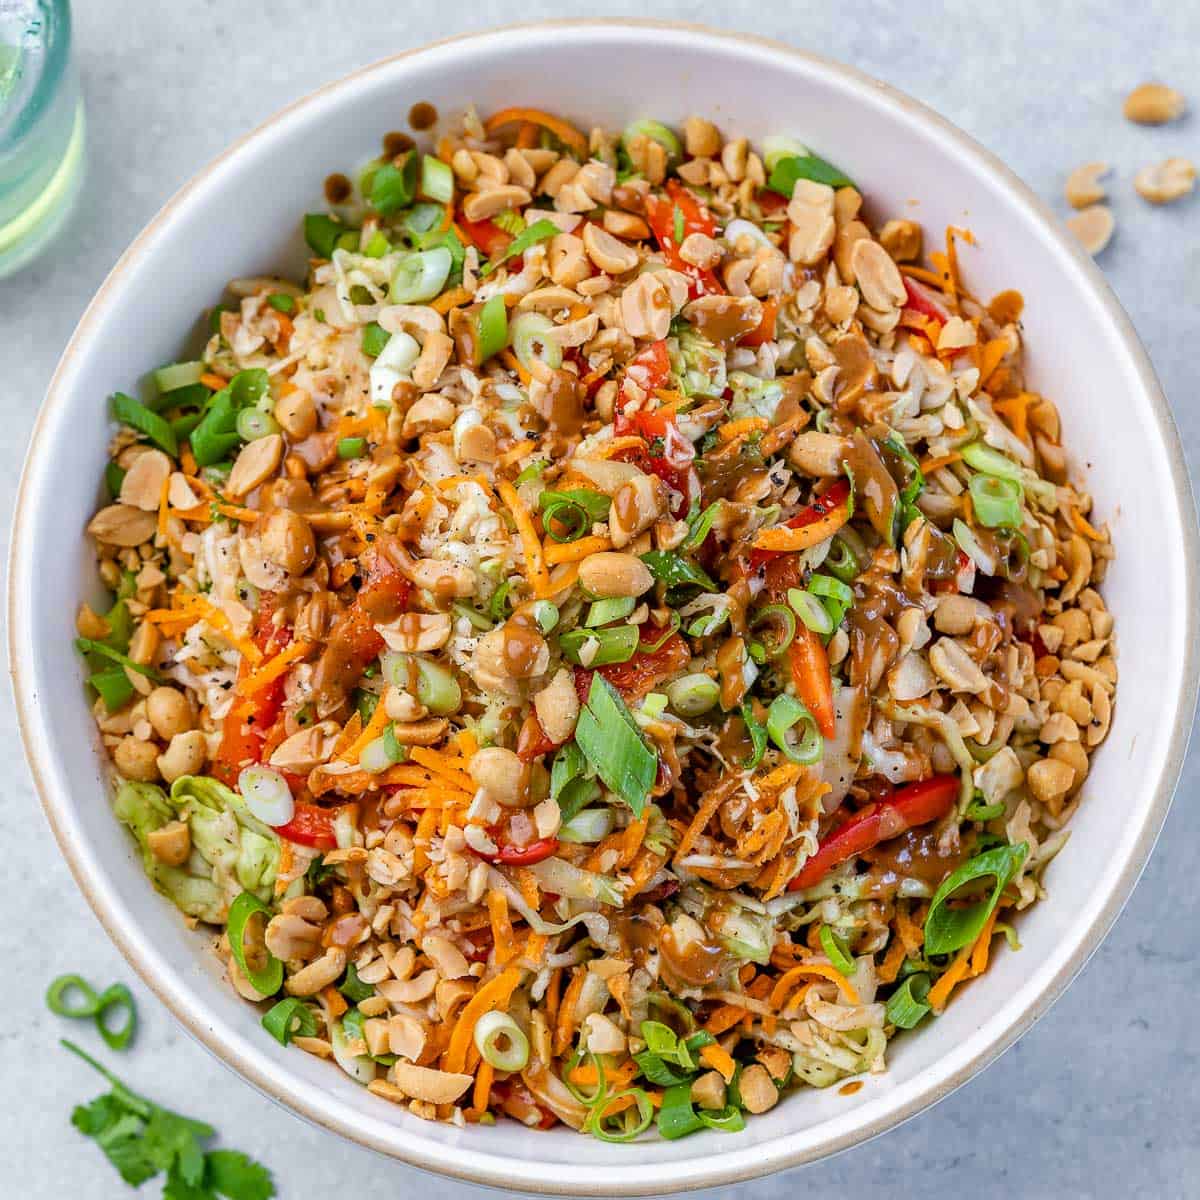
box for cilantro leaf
[206,1149,276,1200]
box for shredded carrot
[977,337,1009,387]
[339,697,393,762]
[970,907,1002,977]
[167,595,262,663]
[456,729,479,758]
[699,1043,737,1083]
[927,945,973,1012]
[483,107,588,156]
[704,1004,748,1036]
[673,786,730,861]
[488,890,516,965]
[472,1060,494,1112]
[992,392,1033,443]
[607,971,633,1022]
[877,936,908,985]
[1069,505,1106,542]
[444,967,522,1075]
[200,372,228,391]
[618,818,647,869]
[330,713,363,760]
[500,347,532,385]
[431,285,472,314]
[515,121,540,149]
[751,503,850,552]
[514,867,541,912]
[919,451,962,474]
[236,640,313,696]
[523,931,548,966]
[718,416,768,442]
[407,746,476,792]
[180,445,198,476]
[899,264,948,290]
[497,478,553,598]
[543,534,611,565]
[382,763,471,794]
[553,968,586,1057]
[593,435,648,460]
[438,201,455,232]
[154,474,171,542]
[320,986,348,1020]
[770,963,860,1007]
[895,901,926,958]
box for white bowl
[10,20,1199,1195]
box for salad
[78,104,1115,1140]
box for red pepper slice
[748,478,852,569]
[902,276,949,324]
[517,712,564,762]
[787,775,959,891]
[788,624,837,740]
[476,837,560,867]
[645,181,724,298]
[573,631,690,706]
[274,802,338,850]
[624,339,672,394]
[612,404,701,518]
[212,615,292,787]
[457,214,512,261]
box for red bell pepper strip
[788,624,837,739]
[749,478,852,569]
[274,802,338,850]
[645,180,724,298]
[212,616,291,787]
[476,837,560,867]
[457,214,512,261]
[902,276,949,324]
[574,631,690,706]
[623,339,672,394]
[613,398,701,518]
[787,775,959,891]
[517,712,564,762]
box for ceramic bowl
[10,20,1198,1195]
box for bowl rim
[9,18,1199,1194]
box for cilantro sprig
[63,1039,275,1199]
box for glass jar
[0,0,84,278]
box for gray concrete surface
[2,1,1198,1196]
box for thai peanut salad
[79,105,1115,1140]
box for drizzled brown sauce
[408,101,438,131]
[324,173,352,204]
[382,130,414,157]
[862,828,968,894]
[659,927,730,988]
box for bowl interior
[11,22,1196,1196]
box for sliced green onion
[885,973,932,1029]
[656,1082,705,1140]
[111,392,178,458]
[480,217,559,278]
[492,209,525,236]
[589,1087,655,1143]
[339,962,374,1004]
[766,694,823,765]
[953,518,995,575]
[90,667,134,712]
[402,202,444,236]
[303,213,349,258]
[640,551,716,591]
[95,984,137,1050]
[767,152,855,197]
[337,436,367,460]
[489,579,514,621]
[153,361,205,394]
[473,1011,530,1072]
[558,807,615,844]
[824,534,862,583]
[359,733,396,773]
[961,441,1023,482]
[413,657,462,714]
[451,602,492,632]
[361,321,390,357]
[420,154,454,204]
[699,1105,746,1133]
[510,310,564,372]
[586,596,636,627]
[924,842,1029,956]
[227,892,283,997]
[390,246,453,303]
[679,501,721,552]
[515,458,548,486]
[530,600,560,635]
[819,926,855,975]
[969,474,1023,529]
[369,151,418,214]
[560,624,639,666]
[238,764,294,826]
[262,997,318,1046]
[621,119,681,166]
[104,461,126,499]
[362,230,390,258]
[235,407,281,441]
[750,604,797,658]
[476,294,508,363]
[575,675,657,817]
[46,974,102,1018]
[788,587,834,637]
[762,135,809,172]
[267,291,297,313]
[640,612,682,653]
[740,701,768,771]
[539,488,610,543]
[966,799,1007,821]
[641,692,668,720]
[808,574,854,607]
[673,205,685,243]
[665,672,720,717]
[75,637,161,681]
